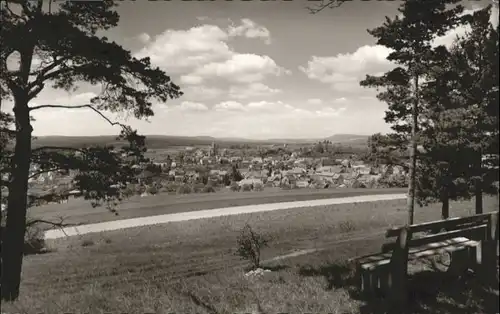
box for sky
[5,0,499,139]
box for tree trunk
[475,151,483,214]
[407,75,419,225]
[1,100,33,301]
[441,188,450,220]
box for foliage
[222,173,231,186]
[378,173,409,188]
[0,0,182,300]
[253,182,264,191]
[364,133,408,170]
[230,164,243,182]
[280,183,292,190]
[176,184,192,195]
[202,185,216,193]
[360,0,465,223]
[229,182,240,192]
[145,186,158,195]
[235,224,270,270]
[418,6,499,211]
[241,184,252,192]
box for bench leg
[387,260,409,314]
[378,266,390,297]
[448,249,470,277]
[360,268,375,297]
[477,240,498,288]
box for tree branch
[306,0,348,14]
[31,146,86,154]
[27,167,65,180]
[28,104,128,129]
[26,216,78,230]
[28,56,70,91]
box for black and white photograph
[0,0,499,313]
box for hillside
[31,133,370,149]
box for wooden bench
[351,211,499,312]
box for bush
[192,182,205,193]
[235,224,270,270]
[280,183,291,190]
[241,183,252,192]
[23,222,47,255]
[338,220,357,233]
[134,184,146,195]
[176,184,192,194]
[230,182,240,192]
[253,182,264,191]
[163,182,180,192]
[146,186,158,195]
[202,185,216,193]
[351,180,366,189]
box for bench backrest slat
[382,224,487,252]
[385,212,497,238]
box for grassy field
[30,188,406,225]
[5,196,499,314]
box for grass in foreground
[5,196,499,314]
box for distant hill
[324,134,370,143]
[31,133,370,149]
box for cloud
[300,45,393,92]
[307,98,323,105]
[433,5,499,48]
[179,101,209,112]
[191,53,288,84]
[228,83,281,100]
[135,19,284,105]
[333,97,347,103]
[214,101,246,111]
[228,18,271,44]
[134,19,279,76]
[134,25,232,74]
[182,85,224,100]
[180,74,204,85]
[29,93,389,139]
[137,33,151,44]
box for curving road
[44,192,407,239]
[34,188,407,225]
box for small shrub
[146,186,158,195]
[352,180,366,189]
[241,183,252,192]
[176,184,192,195]
[121,186,135,198]
[192,182,205,193]
[202,185,216,193]
[23,222,47,255]
[280,183,291,190]
[338,220,356,233]
[230,182,240,192]
[164,183,180,192]
[81,239,95,247]
[253,182,264,191]
[236,224,270,270]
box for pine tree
[417,6,499,218]
[0,0,182,300]
[360,0,464,224]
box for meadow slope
[6,196,498,314]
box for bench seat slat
[359,237,479,270]
[355,237,472,265]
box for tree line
[357,1,499,222]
